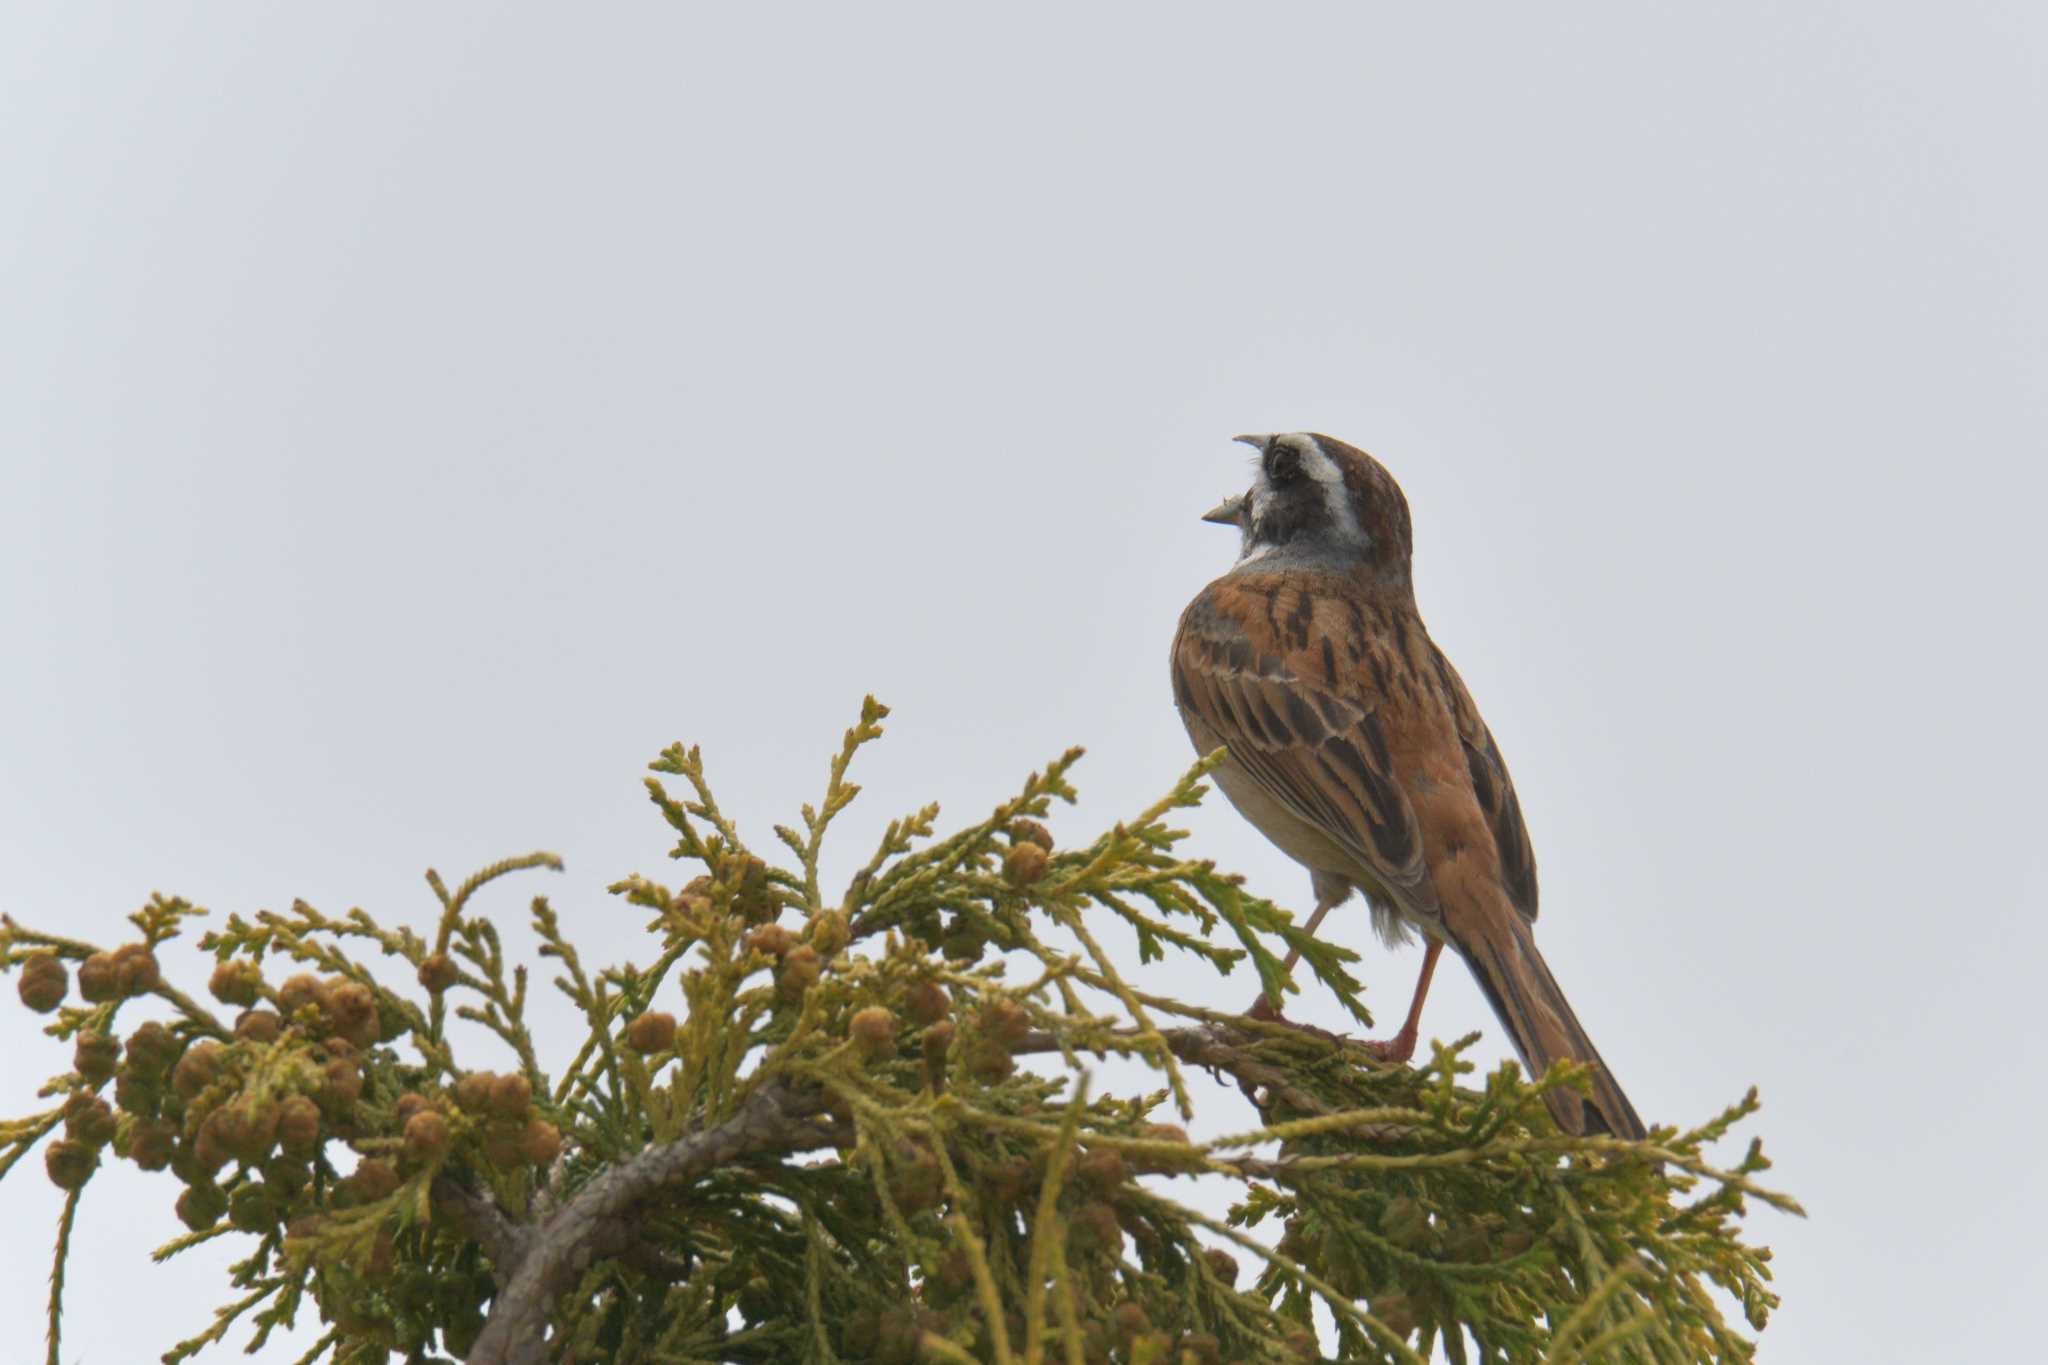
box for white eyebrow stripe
[1295,435,1365,542]
[1230,432,1372,564]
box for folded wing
[1171,591,1438,922]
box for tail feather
[1453,910,1646,1140]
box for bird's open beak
[1232,433,1273,453]
[1201,494,1245,526]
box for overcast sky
[3,5,2042,1362]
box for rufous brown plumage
[1172,432,1645,1139]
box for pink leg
[1361,940,1443,1065]
[1248,892,1348,1020]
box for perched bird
[1171,433,1646,1139]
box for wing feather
[1431,649,1540,922]
[1173,588,1435,913]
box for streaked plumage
[1173,432,1644,1139]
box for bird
[1170,432,1646,1139]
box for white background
[3,5,2041,1361]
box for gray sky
[3,5,2042,1361]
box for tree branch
[1155,1023,1338,1117]
[1016,1022,1342,1117]
[463,1078,832,1365]
[451,1023,1400,1361]
[431,1175,529,1292]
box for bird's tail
[1452,906,1646,1140]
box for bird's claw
[1358,1026,1420,1067]
[1247,995,1418,1066]
[1242,996,1352,1046]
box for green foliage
[0,698,1799,1364]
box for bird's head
[1203,432,1414,579]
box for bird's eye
[1267,446,1302,484]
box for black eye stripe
[1267,446,1302,482]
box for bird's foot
[1242,995,1350,1046]
[1248,995,1418,1066]
[1358,1022,1420,1066]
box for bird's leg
[1237,884,1354,1105]
[1360,939,1443,1065]
[1247,878,1351,1022]
[1246,872,1444,1068]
